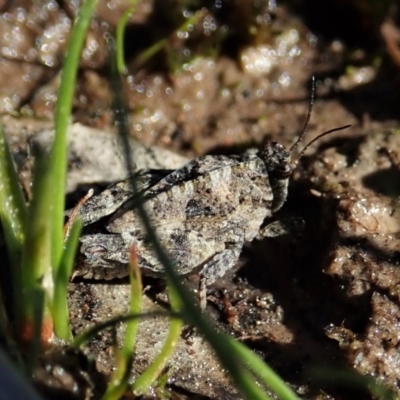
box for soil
[2,1,400,399]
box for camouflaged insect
[70,75,350,285]
[72,139,305,283]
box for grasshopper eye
[85,244,108,254]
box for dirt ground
[2,1,400,399]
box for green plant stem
[53,219,82,340]
[123,247,143,354]
[131,10,204,71]
[226,336,299,400]
[102,247,143,400]
[115,5,136,74]
[72,312,173,348]
[109,39,285,400]
[0,122,27,293]
[132,281,183,395]
[19,147,53,348]
[48,0,99,338]
[50,0,99,272]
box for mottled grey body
[73,141,295,282]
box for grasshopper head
[259,141,292,180]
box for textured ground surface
[3,1,400,399]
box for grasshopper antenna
[289,76,316,153]
[288,76,351,167]
[292,124,351,167]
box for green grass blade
[226,336,299,400]
[53,218,82,340]
[115,6,136,74]
[0,121,28,343]
[50,0,99,272]
[19,146,53,344]
[161,277,276,400]
[101,352,133,400]
[72,312,171,348]
[109,35,288,399]
[102,247,143,399]
[0,121,27,272]
[132,279,183,396]
[131,37,166,71]
[131,318,183,396]
[110,42,185,394]
[131,10,204,71]
[122,247,142,354]
[109,80,276,399]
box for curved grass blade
[72,311,173,349]
[19,146,53,349]
[0,122,27,274]
[102,246,143,399]
[102,350,133,400]
[130,9,205,72]
[115,5,136,74]
[132,280,183,396]
[53,218,82,340]
[50,0,100,272]
[225,336,299,400]
[45,0,99,339]
[122,246,143,353]
[109,36,283,400]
